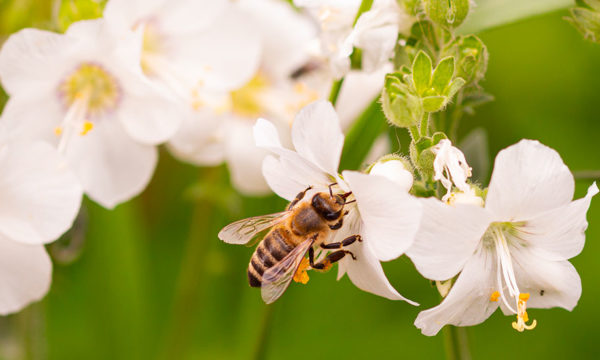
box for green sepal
[412,51,433,96]
[431,56,455,94]
[422,96,445,112]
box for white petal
[0,142,82,244]
[167,110,225,166]
[406,198,492,281]
[507,245,582,313]
[254,118,285,150]
[238,0,316,78]
[291,100,344,176]
[154,0,227,34]
[262,156,304,201]
[341,235,417,304]
[369,159,413,192]
[486,140,575,221]
[414,245,499,336]
[517,182,598,261]
[254,118,330,194]
[0,238,51,315]
[103,0,167,27]
[224,120,271,196]
[343,171,422,261]
[0,96,62,144]
[118,75,182,145]
[168,7,261,91]
[0,28,73,95]
[335,66,390,129]
[65,119,157,209]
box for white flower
[253,100,422,301]
[103,0,260,104]
[432,139,476,203]
[0,140,82,314]
[407,139,598,335]
[296,0,410,78]
[0,19,179,208]
[168,0,321,195]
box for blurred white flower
[168,0,389,196]
[296,0,410,78]
[254,100,422,301]
[103,0,260,105]
[168,0,320,195]
[0,19,179,208]
[408,140,598,335]
[0,140,82,314]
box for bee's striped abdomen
[248,228,294,287]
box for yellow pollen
[230,73,269,117]
[54,127,63,136]
[490,291,500,302]
[80,121,94,136]
[512,292,537,332]
[58,63,120,116]
[139,23,165,76]
[293,258,310,284]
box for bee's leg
[328,218,343,230]
[309,247,356,271]
[287,186,312,210]
[320,235,362,249]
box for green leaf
[431,56,455,94]
[422,96,446,112]
[424,0,470,29]
[412,51,433,95]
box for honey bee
[218,185,360,304]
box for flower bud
[424,0,470,29]
[369,156,414,192]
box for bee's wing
[218,211,290,245]
[260,238,314,304]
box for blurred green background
[0,0,599,359]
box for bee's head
[311,191,351,222]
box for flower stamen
[512,293,538,332]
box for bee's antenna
[344,199,356,205]
[328,182,338,197]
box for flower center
[486,223,537,332]
[58,62,121,117]
[230,73,270,118]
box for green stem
[574,170,600,180]
[409,125,420,141]
[157,168,222,360]
[443,325,471,360]
[252,304,277,360]
[420,112,430,138]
